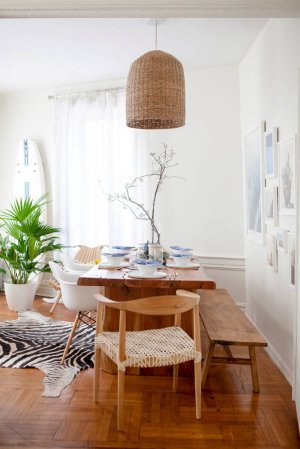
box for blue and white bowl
[112,245,134,254]
[172,253,192,266]
[102,252,128,266]
[170,245,193,255]
[135,259,161,276]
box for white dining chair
[49,261,99,364]
[48,261,84,314]
[60,251,95,273]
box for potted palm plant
[0,195,63,311]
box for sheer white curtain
[52,89,149,247]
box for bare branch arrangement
[105,143,182,244]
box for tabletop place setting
[96,243,200,279]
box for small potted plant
[0,195,63,311]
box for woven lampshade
[126,50,185,129]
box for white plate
[166,262,200,269]
[127,271,167,279]
[98,262,130,269]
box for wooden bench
[199,289,268,392]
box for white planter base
[4,282,37,311]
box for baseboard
[36,286,56,298]
[266,343,293,386]
[245,312,293,385]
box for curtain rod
[48,86,125,100]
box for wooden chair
[93,289,201,431]
[73,245,105,264]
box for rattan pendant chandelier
[126,20,185,129]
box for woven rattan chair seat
[95,326,201,371]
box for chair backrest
[95,290,199,315]
[49,261,81,283]
[59,280,99,312]
[60,252,94,272]
[74,245,105,264]
[94,290,201,350]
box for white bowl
[111,246,134,254]
[102,253,126,266]
[135,259,160,276]
[172,254,192,266]
[170,246,193,255]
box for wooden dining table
[78,264,216,376]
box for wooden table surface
[77,265,216,290]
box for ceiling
[0,0,299,18]
[0,18,267,93]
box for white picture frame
[266,234,278,272]
[245,121,265,243]
[289,232,296,287]
[276,228,288,252]
[278,136,297,215]
[264,186,278,226]
[264,127,278,178]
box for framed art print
[289,232,296,287]
[279,136,296,215]
[264,186,278,226]
[266,234,278,272]
[264,127,278,178]
[276,228,288,252]
[245,122,265,243]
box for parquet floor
[0,294,299,449]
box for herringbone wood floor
[0,294,299,449]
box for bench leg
[223,345,234,360]
[201,341,215,387]
[249,346,259,393]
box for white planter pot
[4,282,37,312]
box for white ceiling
[0,18,267,93]
[0,0,299,18]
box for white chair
[49,261,99,364]
[47,261,83,314]
[61,245,105,272]
[93,289,201,431]
[60,251,94,273]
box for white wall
[0,65,245,302]
[0,90,54,217]
[239,19,300,383]
[147,65,244,258]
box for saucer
[166,262,200,269]
[127,271,167,279]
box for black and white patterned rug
[0,311,94,397]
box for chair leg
[117,369,125,431]
[173,364,179,392]
[93,348,101,402]
[49,291,61,314]
[194,360,201,419]
[61,312,80,364]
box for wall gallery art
[264,186,278,226]
[279,136,296,215]
[289,232,296,287]
[276,229,288,252]
[245,123,265,242]
[264,127,278,178]
[266,234,278,272]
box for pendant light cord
[155,19,158,50]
